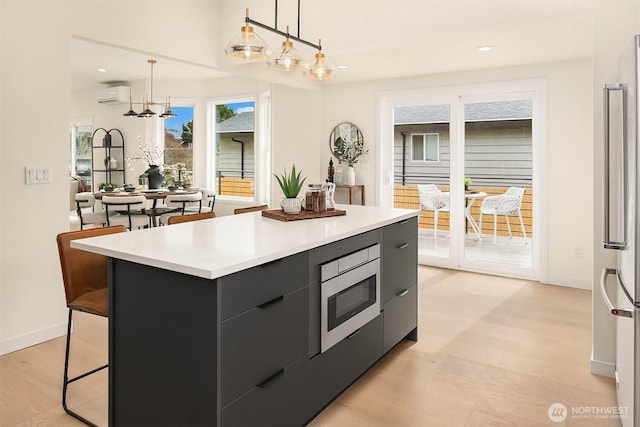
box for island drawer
[382,239,417,303]
[220,251,308,320]
[309,314,383,415]
[222,356,309,427]
[222,286,308,406]
[383,284,417,353]
[382,217,417,252]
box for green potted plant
[464,177,472,191]
[275,164,306,214]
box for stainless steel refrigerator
[601,34,640,427]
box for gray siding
[394,120,532,188]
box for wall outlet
[575,246,584,258]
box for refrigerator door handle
[600,268,634,318]
[602,83,628,250]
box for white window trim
[410,132,440,163]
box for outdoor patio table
[443,191,487,240]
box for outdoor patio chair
[417,184,450,239]
[479,186,527,244]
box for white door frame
[377,79,546,280]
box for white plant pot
[280,197,302,214]
[346,166,356,185]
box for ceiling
[71,0,596,91]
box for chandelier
[224,1,336,81]
[123,59,176,118]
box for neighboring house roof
[394,100,532,124]
[216,111,254,133]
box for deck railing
[394,184,533,237]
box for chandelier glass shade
[224,24,272,61]
[123,60,176,119]
[267,29,304,72]
[302,45,335,81]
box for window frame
[410,132,440,163]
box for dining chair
[186,189,215,214]
[167,211,215,225]
[102,195,149,230]
[233,204,269,214]
[417,184,450,239]
[159,192,204,225]
[74,192,112,230]
[479,186,527,244]
[56,225,128,427]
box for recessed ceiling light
[336,65,349,70]
[97,68,107,72]
[476,45,495,52]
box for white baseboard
[0,322,67,356]
[591,356,616,378]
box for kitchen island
[72,204,419,426]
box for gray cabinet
[218,253,310,426]
[382,218,418,352]
[221,286,308,407]
[222,356,309,427]
[309,314,383,415]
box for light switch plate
[25,166,52,184]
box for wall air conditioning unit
[96,86,130,104]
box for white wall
[322,58,593,289]
[590,2,640,377]
[0,0,221,354]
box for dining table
[94,188,201,227]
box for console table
[336,184,365,205]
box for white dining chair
[479,186,527,244]
[186,189,215,214]
[417,184,450,239]
[74,192,112,230]
[159,192,204,225]
[102,195,150,230]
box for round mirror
[329,122,363,160]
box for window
[70,121,93,189]
[163,106,194,187]
[411,133,439,162]
[212,99,256,198]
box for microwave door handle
[600,268,634,318]
[602,83,628,250]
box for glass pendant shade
[302,52,336,81]
[268,38,303,71]
[225,25,271,61]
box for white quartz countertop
[71,205,419,280]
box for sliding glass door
[383,82,540,279]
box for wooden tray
[262,208,346,222]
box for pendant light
[225,2,336,81]
[302,40,336,81]
[267,26,303,71]
[123,60,177,119]
[224,9,272,61]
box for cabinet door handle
[399,219,409,224]
[347,328,361,339]
[256,295,284,309]
[396,243,409,249]
[259,258,283,268]
[256,368,285,388]
[397,289,409,297]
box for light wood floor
[1,267,618,426]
